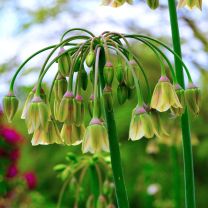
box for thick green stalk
[99,48,129,208]
[171,145,181,208]
[89,164,100,207]
[168,1,196,208]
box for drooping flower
[185,83,200,115]
[146,0,159,10]
[61,123,84,146]
[151,76,182,112]
[82,118,109,153]
[31,121,63,146]
[178,0,202,10]
[129,106,156,141]
[73,95,85,126]
[58,47,71,77]
[26,96,50,134]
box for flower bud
[86,50,95,67]
[103,86,113,112]
[96,195,107,208]
[146,0,159,9]
[151,76,182,112]
[80,68,88,91]
[3,93,19,123]
[58,48,71,77]
[124,66,135,89]
[58,91,74,123]
[115,62,124,83]
[73,95,85,126]
[103,62,114,86]
[171,84,185,116]
[185,83,200,115]
[129,106,156,140]
[82,118,109,153]
[117,83,128,105]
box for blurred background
[0,0,208,207]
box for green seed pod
[146,0,159,9]
[3,93,19,123]
[171,84,185,117]
[58,91,74,124]
[57,77,67,101]
[58,48,71,77]
[86,50,95,67]
[73,95,85,126]
[74,56,81,72]
[125,66,135,89]
[80,69,88,91]
[117,83,128,105]
[116,62,124,83]
[103,61,114,86]
[96,195,107,208]
[185,83,200,115]
[103,86,113,112]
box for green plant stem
[171,145,181,208]
[99,48,129,208]
[168,1,196,208]
[89,164,100,207]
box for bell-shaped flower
[26,96,50,134]
[82,118,109,154]
[31,120,63,146]
[185,83,200,115]
[178,0,202,10]
[3,92,19,123]
[58,91,74,123]
[60,123,84,145]
[129,106,156,141]
[151,76,182,112]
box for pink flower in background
[23,172,37,190]
[0,127,23,144]
[9,149,20,162]
[6,164,18,178]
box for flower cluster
[3,29,200,154]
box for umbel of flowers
[3,28,200,151]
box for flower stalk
[168,0,196,208]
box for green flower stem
[132,35,193,83]
[99,48,129,208]
[89,164,100,207]
[9,45,56,93]
[60,28,95,42]
[168,1,196,208]
[171,145,181,208]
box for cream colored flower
[178,0,202,10]
[151,76,182,112]
[129,106,156,141]
[82,118,109,154]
